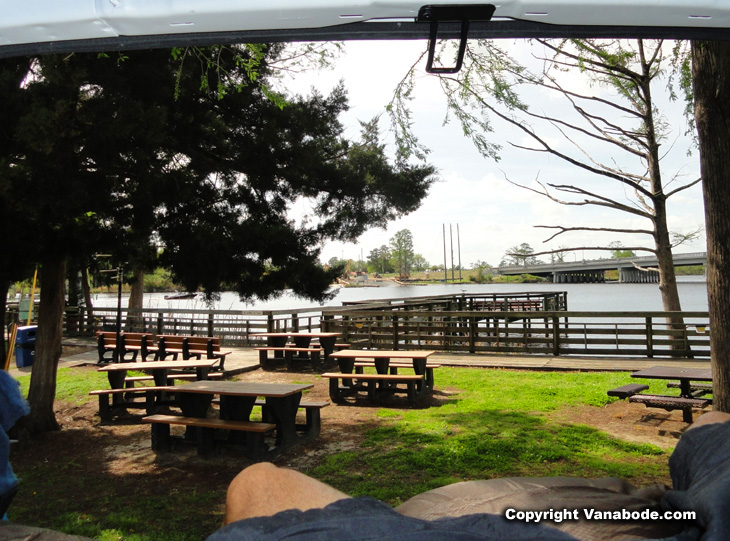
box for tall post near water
[442,224,448,282]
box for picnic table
[325,350,437,404]
[92,359,220,420]
[251,332,342,370]
[629,365,713,423]
[143,380,315,458]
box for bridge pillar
[619,268,660,283]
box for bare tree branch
[535,224,655,243]
[513,245,656,259]
[666,177,702,198]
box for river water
[92,276,709,313]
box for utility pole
[457,223,463,281]
[450,224,455,282]
[442,224,448,282]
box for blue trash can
[15,325,37,368]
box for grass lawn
[9,366,675,540]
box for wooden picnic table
[630,366,713,423]
[631,366,712,397]
[330,349,436,375]
[251,332,340,353]
[166,380,314,452]
[326,350,437,404]
[251,332,342,370]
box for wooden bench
[254,347,323,371]
[90,386,175,421]
[354,361,440,392]
[255,398,329,438]
[210,398,329,437]
[322,372,425,404]
[606,383,650,399]
[96,331,155,363]
[628,394,712,423]
[155,335,187,360]
[123,372,224,387]
[142,414,276,460]
[667,382,713,397]
[185,336,233,369]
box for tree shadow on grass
[311,407,670,505]
[10,422,239,540]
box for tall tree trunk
[127,264,145,331]
[81,265,93,333]
[0,276,8,366]
[26,256,66,434]
[692,40,730,413]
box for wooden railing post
[207,312,214,337]
[291,313,299,333]
[392,314,399,350]
[266,313,274,333]
[645,316,654,357]
[156,312,164,335]
[552,316,560,355]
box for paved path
[6,337,709,379]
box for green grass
[10,366,674,539]
[305,368,672,505]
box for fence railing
[321,309,710,358]
[57,306,329,346]
[5,291,710,358]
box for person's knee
[689,411,730,431]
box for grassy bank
[10,366,673,540]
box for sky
[282,40,706,269]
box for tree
[389,229,415,277]
[367,245,392,274]
[392,39,700,315]
[7,46,437,433]
[504,243,541,267]
[0,56,36,359]
[609,241,636,259]
[691,40,730,412]
[412,254,429,272]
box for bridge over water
[499,252,707,283]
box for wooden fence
[60,306,327,346]
[321,309,710,358]
[5,291,710,358]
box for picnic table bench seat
[123,372,224,386]
[90,386,176,420]
[606,383,650,399]
[628,394,712,423]
[256,398,329,438]
[666,382,713,396]
[142,414,276,460]
[209,397,330,437]
[353,361,440,392]
[322,372,425,404]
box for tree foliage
[3,45,437,432]
[389,229,415,277]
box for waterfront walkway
[7,337,708,380]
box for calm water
[92,276,709,313]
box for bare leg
[224,462,350,524]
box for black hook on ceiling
[417,4,497,74]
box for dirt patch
[548,400,688,450]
